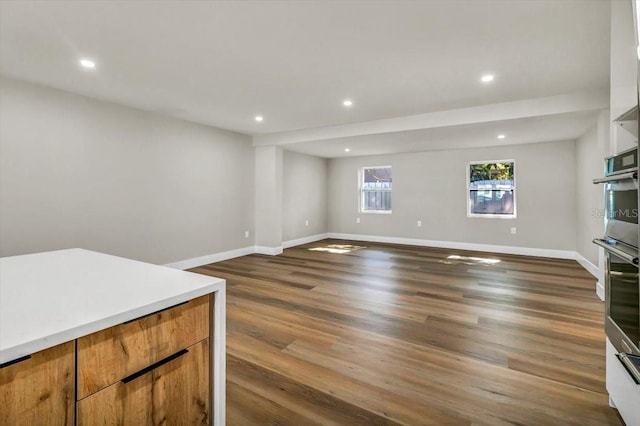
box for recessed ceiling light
[343,99,353,107]
[497,134,506,139]
[344,148,351,152]
[481,74,494,83]
[79,58,96,69]
[255,115,264,122]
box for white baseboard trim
[327,233,577,260]
[164,237,325,270]
[164,246,255,270]
[283,233,330,249]
[254,245,283,256]
[575,253,599,279]
[574,252,603,300]
[163,235,602,288]
[596,281,605,301]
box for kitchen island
[0,248,226,425]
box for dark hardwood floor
[190,239,624,425]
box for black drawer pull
[121,349,188,384]
[123,301,188,324]
[0,355,31,369]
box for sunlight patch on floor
[442,254,501,265]
[308,244,367,254]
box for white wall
[282,150,328,242]
[328,140,577,251]
[254,145,283,251]
[575,111,609,267]
[611,0,637,154]
[0,76,255,265]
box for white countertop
[0,248,225,364]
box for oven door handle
[592,171,638,184]
[592,238,639,265]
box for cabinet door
[77,338,209,426]
[0,341,75,426]
[77,295,209,399]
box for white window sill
[361,210,392,214]
[467,213,516,219]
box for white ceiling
[285,110,602,158]
[0,0,611,157]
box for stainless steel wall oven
[608,250,639,353]
[593,146,640,358]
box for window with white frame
[360,166,392,213]
[468,160,515,218]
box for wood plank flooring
[190,239,624,425]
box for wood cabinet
[77,339,209,425]
[0,295,211,426]
[0,341,75,426]
[0,249,225,425]
[76,295,211,425]
[77,295,209,399]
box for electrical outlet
[356,217,361,224]
[417,220,422,227]
[510,227,517,235]
[305,219,309,227]
[244,230,250,238]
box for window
[468,160,515,218]
[360,166,392,213]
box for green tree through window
[468,161,515,217]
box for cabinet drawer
[77,338,209,426]
[606,339,640,425]
[77,295,209,399]
[0,341,75,426]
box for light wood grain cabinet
[0,341,75,426]
[77,295,209,399]
[1,295,211,425]
[77,339,209,425]
[1,249,224,425]
[76,295,211,425]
